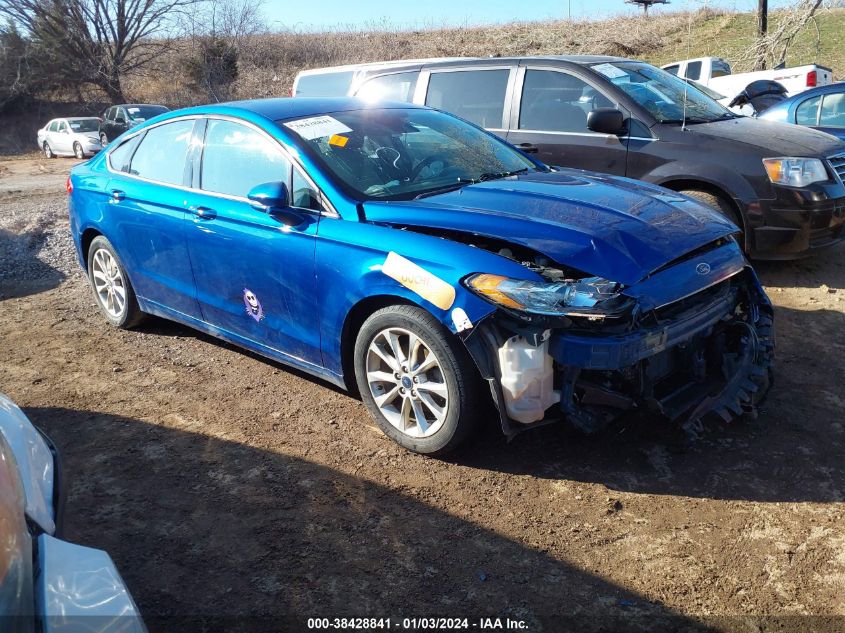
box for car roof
[175,97,425,121]
[297,55,631,76]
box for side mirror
[587,108,626,135]
[248,181,289,209]
[248,181,305,227]
[115,116,126,124]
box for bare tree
[183,0,264,102]
[740,0,824,71]
[0,0,201,102]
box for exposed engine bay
[420,227,776,441]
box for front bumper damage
[464,266,774,441]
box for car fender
[315,217,541,377]
[644,159,768,208]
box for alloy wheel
[365,327,449,438]
[91,248,126,318]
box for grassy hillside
[4,8,843,155]
[125,8,845,108]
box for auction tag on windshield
[284,115,352,141]
[592,63,627,79]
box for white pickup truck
[663,56,833,101]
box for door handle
[110,189,125,202]
[189,206,217,220]
[517,143,539,154]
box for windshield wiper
[413,169,530,199]
[413,182,472,199]
[477,167,530,181]
[661,117,712,125]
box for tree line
[0,0,263,112]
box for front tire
[73,142,84,159]
[100,132,109,146]
[354,305,480,455]
[679,189,743,235]
[87,236,145,329]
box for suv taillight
[65,176,73,194]
[807,70,817,87]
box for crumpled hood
[363,170,739,286]
[682,117,845,156]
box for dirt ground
[1,155,844,632]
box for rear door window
[295,71,354,97]
[519,70,596,133]
[685,61,702,81]
[108,135,143,173]
[200,119,291,198]
[425,69,510,128]
[796,95,821,125]
[819,92,845,128]
[356,72,419,102]
[48,121,59,132]
[129,119,195,185]
[663,65,679,76]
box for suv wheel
[679,189,743,236]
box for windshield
[125,105,168,121]
[590,61,733,123]
[279,108,539,200]
[68,118,99,132]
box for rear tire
[100,132,109,145]
[43,142,55,159]
[87,236,145,329]
[354,305,480,455]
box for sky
[260,0,793,31]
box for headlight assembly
[762,157,829,187]
[464,273,631,317]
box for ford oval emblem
[696,262,711,275]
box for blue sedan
[758,83,845,141]
[68,98,774,454]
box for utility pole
[756,0,768,70]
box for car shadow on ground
[0,227,66,299]
[29,407,714,633]
[458,303,845,504]
[754,242,845,290]
[121,297,845,506]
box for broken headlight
[465,273,631,317]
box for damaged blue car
[68,98,774,454]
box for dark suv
[99,103,169,145]
[295,56,845,259]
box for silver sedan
[36,117,103,159]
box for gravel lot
[1,155,844,632]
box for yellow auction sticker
[382,252,456,311]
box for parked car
[36,117,102,159]
[294,56,845,259]
[98,104,169,144]
[758,82,845,141]
[0,393,145,632]
[68,98,774,454]
[662,56,833,103]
